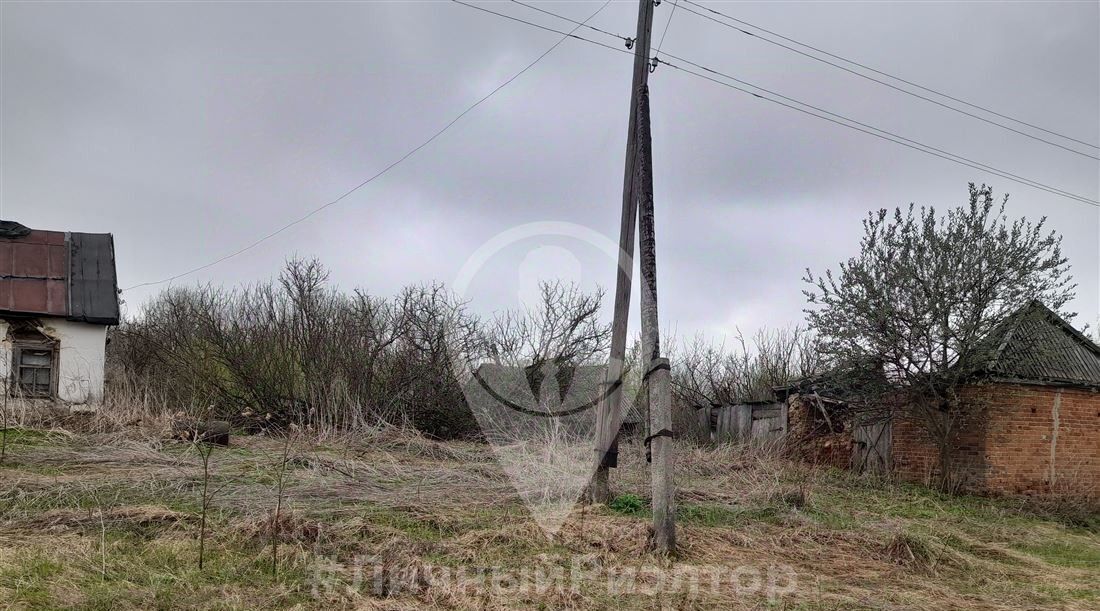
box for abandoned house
[0,221,119,405]
[776,301,1100,499]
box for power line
[510,0,632,47]
[655,0,680,56]
[460,0,1098,207]
[655,50,1097,205]
[678,0,1100,155]
[458,0,632,56]
[122,0,615,292]
[681,0,1099,151]
[655,55,1099,207]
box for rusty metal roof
[0,222,119,325]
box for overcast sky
[2,0,1097,342]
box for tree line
[109,259,816,439]
[111,184,1079,491]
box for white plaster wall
[0,317,107,405]
[0,320,14,391]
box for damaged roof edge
[68,232,120,326]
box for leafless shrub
[110,262,619,446]
[669,326,820,410]
[111,258,486,439]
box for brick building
[780,301,1100,500]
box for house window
[13,344,56,397]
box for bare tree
[803,184,1076,489]
[485,281,610,370]
[671,326,820,409]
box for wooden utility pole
[591,0,675,555]
[636,84,675,555]
[590,0,657,505]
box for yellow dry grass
[0,424,1096,610]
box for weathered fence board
[852,419,892,474]
[711,402,785,442]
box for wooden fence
[701,401,789,442]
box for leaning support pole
[591,381,614,503]
[589,0,656,505]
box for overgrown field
[1,425,1097,610]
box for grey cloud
[2,0,1096,338]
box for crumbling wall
[891,384,1100,500]
[785,394,852,469]
[785,382,1099,500]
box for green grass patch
[0,460,66,476]
[0,480,204,524]
[1015,540,1100,568]
[2,533,314,610]
[607,494,645,516]
[803,504,857,530]
[1035,583,1100,603]
[608,493,791,528]
[356,505,460,541]
[0,428,58,447]
[0,553,64,608]
[680,503,787,527]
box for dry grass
[0,419,1097,610]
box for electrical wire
[510,0,632,47]
[655,0,680,56]
[656,55,1098,207]
[121,0,615,292]
[458,0,1099,207]
[457,0,632,56]
[679,0,1100,155]
[655,50,1097,205]
[126,0,1100,292]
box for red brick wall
[979,384,1100,498]
[890,384,1100,499]
[890,405,988,490]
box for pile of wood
[169,419,231,446]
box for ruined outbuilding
[0,221,119,405]
[777,301,1100,500]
